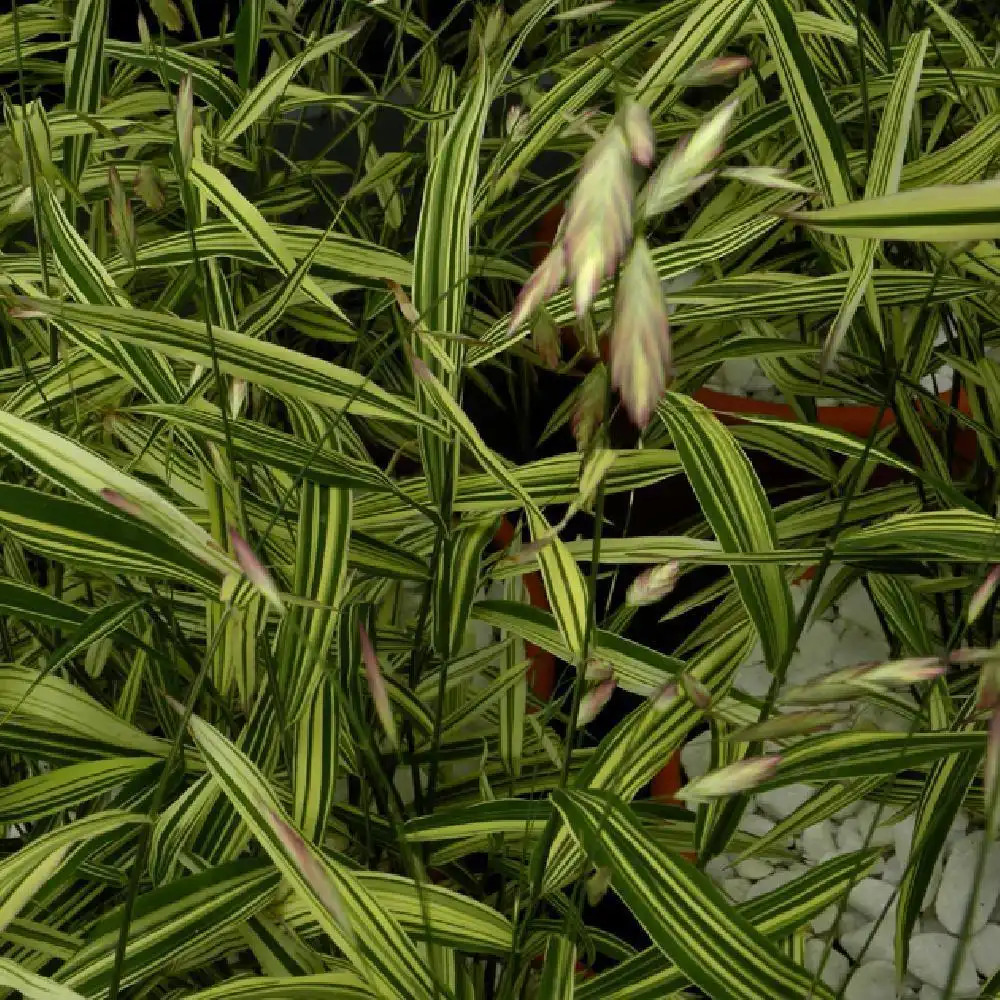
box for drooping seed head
[610,236,671,427]
[626,561,681,607]
[676,754,781,802]
[577,677,616,726]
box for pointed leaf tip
[228,527,283,610]
[100,487,142,518]
[969,565,1000,624]
[359,623,398,749]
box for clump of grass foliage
[2,0,1000,998]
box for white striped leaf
[657,392,793,672]
[185,710,438,1000]
[553,789,834,1000]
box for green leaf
[0,485,220,589]
[552,789,834,1000]
[764,730,984,785]
[823,30,928,366]
[576,848,879,1000]
[433,516,497,660]
[185,710,438,1000]
[218,27,362,145]
[55,860,280,996]
[0,757,159,825]
[20,299,438,431]
[233,0,264,91]
[790,180,1000,241]
[538,935,576,1000]
[412,60,491,508]
[471,600,684,695]
[755,0,851,208]
[62,0,107,186]
[188,160,344,316]
[0,960,86,1000]
[657,392,793,672]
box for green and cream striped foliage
[2,1,1000,998]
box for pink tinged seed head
[577,677,616,726]
[651,682,679,712]
[359,623,398,749]
[409,354,434,385]
[680,56,752,86]
[626,561,680,607]
[8,303,45,320]
[969,565,1000,625]
[264,806,353,937]
[610,237,670,428]
[387,279,420,325]
[586,865,612,906]
[729,709,847,742]
[228,526,283,610]
[978,659,1000,713]
[621,100,655,167]
[101,487,142,518]
[506,104,524,136]
[680,672,712,710]
[510,246,565,333]
[676,754,781,803]
[851,657,945,687]
[951,647,997,665]
[564,126,634,319]
[584,656,613,682]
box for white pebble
[945,810,970,848]
[833,800,864,821]
[849,878,896,921]
[736,858,773,880]
[723,877,751,903]
[735,660,772,698]
[738,812,775,838]
[720,357,758,393]
[882,855,903,885]
[921,915,949,936]
[838,910,868,936]
[836,584,884,636]
[745,868,800,900]
[840,920,895,963]
[802,822,837,862]
[919,987,943,1000]
[936,831,1000,934]
[972,922,1000,978]
[855,803,896,847]
[894,815,916,864]
[830,627,890,668]
[805,938,850,988]
[704,854,731,882]
[756,784,814,821]
[837,821,864,854]
[810,904,838,934]
[844,960,898,1000]
[788,620,839,685]
[906,933,979,995]
[680,731,712,780]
